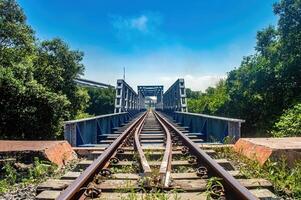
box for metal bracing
[163,79,187,112]
[64,112,130,146]
[172,111,245,142]
[75,78,114,88]
[137,85,164,110]
[114,79,139,114]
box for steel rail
[155,111,258,200]
[57,111,147,200]
[134,112,152,176]
[153,111,172,187]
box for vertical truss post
[137,85,164,111]
[163,79,187,113]
[114,79,139,114]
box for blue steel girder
[163,79,187,113]
[64,112,130,146]
[114,79,139,113]
[138,85,164,110]
[172,112,245,142]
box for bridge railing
[64,112,130,146]
[172,112,245,143]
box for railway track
[36,110,277,200]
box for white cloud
[131,15,148,32]
[159,74,226,91]
[82,42,251,92]
[110,13,162,41]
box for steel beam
[64,113,130,146]
[163,79,187,113]
[138,85,164,110]
[74,78,114,88]
[172,111,245,142]
[114,79,139,115]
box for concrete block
[234,137,301,167]
[0,140,77,166]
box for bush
[271,103,301,137]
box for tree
[187,0,301,136]
[85,87,115,116]
[187,80,228,115]
[0,0,88,139]
[272,103,301,137]
[33,39,88,118]
[186,88,201,99]
[0,64,70,139]
[0,0,35,67]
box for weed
[223,136,235,144]
[110,164,137,173]
[172,165,194,173]
[0,157,75,195]
[205,177,225,200]
[214,147,301,199]
[2,162,17,184]
[29,157,57,179]
[0,180,9,194]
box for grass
[110,164,138,174]
[214,147,301,199]
[205,177,225,200]
[144,149,163,161]
[172,165,195,173]
[0,157,57,194]
[0,157,78,194]
[118,189,182,200]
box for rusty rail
[154,111,258,200]
[134,112,152,176]
[57,112,147,200]
[153,111,172,187]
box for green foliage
[215,147,301,199]
[187,0,301,136]
[0,157,59,194]
[271,103,301,137]
[29,157,57,179]
[186,88,201,99]
[187,80,229,115]
[2,162,17,185]
[0,0,89,139]
[33,38,87,118]
[205,177,224,200]
[0,64,70,139]
[85,87,115,116]
[0,0,35,67]
[0,179,9,193]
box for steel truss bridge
[56,78,272,200]
[114,79,187,114]
[65,78,245,147]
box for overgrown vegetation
[214,147,301,199]
[0,0,89,139]
[0,158,57,194]
[271,103,301,137]
[0,0,116,139]
[187,0,301,137]
[205,177,225,200]
[85,87,115,116]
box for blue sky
[19,0,278,91]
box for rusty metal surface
[153,111,172,187]
[155,111,258,200]
[134,112,152,176]
[57,112,147,200]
